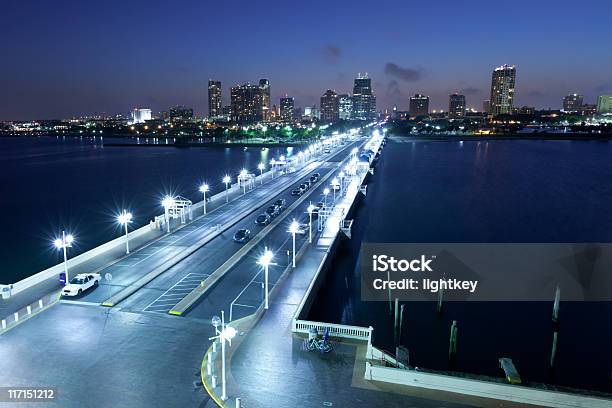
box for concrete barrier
[364,362,611,408]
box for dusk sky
[2,0,612,120]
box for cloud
[321,45,342,63]
[461,86,481,96]
[386,80,402,97]
[384,63,424,82]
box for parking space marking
[143,273,209,313]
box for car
[291,189,302,196]
[299,183,308,191]
[324,148,331,153]
[310,175,318,183]
[233,229,251,243]
[255,213,271,226]
[274,199,286,210]
[266,205,280,217]
[317,201,325,209]
[62,273,101,297]
[304,180,312,188]
[296,223,309,235]
[313,173,320,178]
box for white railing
[1,290,60,334]
[292,319,372,342]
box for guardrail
[1,290,60,335]
[292,319,372,341]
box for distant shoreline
[389,133,612,141]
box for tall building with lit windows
[320,89,339,122]
[280,96,294,121]
[351,74,376,120]
[409,94,429,117]
[596,95,612,114]
[208,80,222,119]
[338,94,353,120]
[562,94,583,113]
[230,83,264,124]
[259,79,270,120]
[448,94,466,118]
[489,65,516,116]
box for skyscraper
[230,83,264,124]
[208,80,222,118]
[448,94,466,118]
[320,89,339,122]
[562,94,583,113]
[280,96,294,121]
[131,108,151,124]
[596,95,612,114]
[259,79,270,121]
[351,74,376,120]
[489,65,516,116]
[409,94,429,117]
[338,94,353,120]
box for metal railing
[292,319,372,342]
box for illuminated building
[208,80,222,118]
[131,108,152,124]
[230,83,264,124]
[169,106,194,121]
[259,79,270,120]
[351,74,376,120]
[597,95,612,114]
[489,65,516,116]
[448,94,466,118]
[562,94,583,113]
[320,89,339,122]
[409,94,429,117]
[280,97,294,121]
[338,94,353,120]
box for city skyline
[2,0,612,120]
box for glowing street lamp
[323,188,330,207]
[162,196,175,233]
[307,204,316,244]
[54,231,74,284]
[331,178,339,200]
[117,210,133,254]
[239,169,248,194]
[258,163,265,184]
[223,175,231,202]
[289,220,299,268]
[209,311,236,401]
[199,183,209,215]
[258,249,275,310]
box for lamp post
[323,188,330,208]
[331,178,339,200]
[223,175,231,203]
[209,311,236,401]
[54,231,74,284]
[339,171,345,194]
[162,196,175,233]
[258,249,274,309]
[199,183,209,215]
[307,204,316,244]
[289,220,299,267]
[270,159,276,179]
[258,163,265,184]
[117,211,132,254]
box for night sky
[2,0,612,120]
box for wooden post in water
[550,331,558,368]
[437,284,444,314]
[449,320,458,363]
[393,298,399,347]
[398,304,405,346]
[552,285,561,324]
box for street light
[258,249,274,309]
[199,183,209,215]
[223,175,231,202]
[331,178,339,200]
[162,196,175,233]
[289,220,299,268]
[339,171,345,194]
[307,204,316,244]
[54,231,74,284]
[270,159,276,179]
[117,210,132,254]
[323,188,330,207]
[209,311,236,401]
[258,163,265,184]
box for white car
[62,273,101,297]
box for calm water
[308,137,612,393]
[0,136,287,283]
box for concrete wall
[364,361,611,408]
